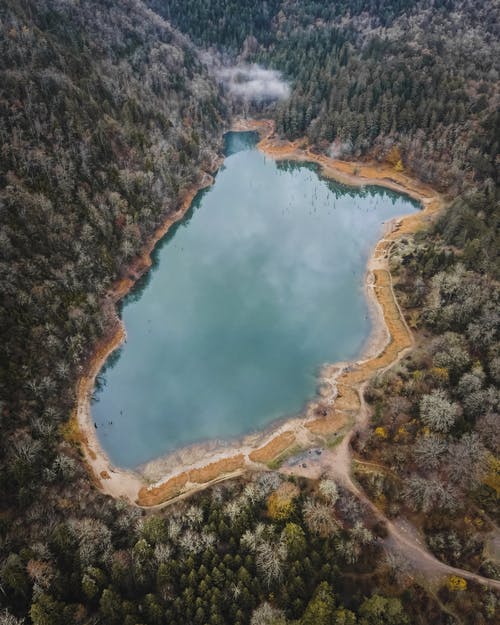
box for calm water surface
[93,132,418,468]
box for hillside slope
[151,0,499,191]
[0,0,224,450]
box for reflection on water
[93,131,418,468]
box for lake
[92,131,418,468]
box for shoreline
[73,166,222,502]
[74,119,444,506]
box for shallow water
[93,132,418,468]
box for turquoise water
[93,132,418,468]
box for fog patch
[217,64,290,103]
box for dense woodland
[154,0,499,191]
[0,0,499,623]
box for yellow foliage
[395,425,409,443]
[394,159,404,172]
[463,515,483,528]
[375,494,387,507]
[446,576,467,592]
[267,482,299,521]
[409,311,420,329]
[412,370,423,382]
[60,414,83,447]
[430,366,449,382]
[374,426,388,439]
[386,145,402,167]
[483,454,500,496]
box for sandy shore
[73,165,222,503]
[74,118,444,506]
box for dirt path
[282,335,500,591]
[282,385,500,591]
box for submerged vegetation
[0,0,499,623]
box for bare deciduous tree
[318,479,339,505]
[256,539,287,587]
[420,389,459,433]
[447,433,487,490]
[250,602,287,625]
[403,475,459,513]
[0,610,25,625]
[303,499,339,537]
[414,434,447,471]
[476,412,500,454]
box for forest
[0,0,499,623]
[155,0,498,191]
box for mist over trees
[153,0,499,191]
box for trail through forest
[279,257,500,591]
